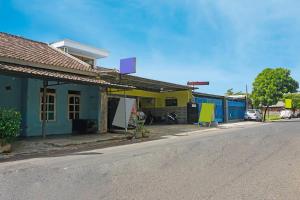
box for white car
[244,109,262,121]
[280,109,293,119]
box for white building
[51,39,109,67]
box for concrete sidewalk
[0,121,261,161]
[0,133,127,160]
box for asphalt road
[1,120,300,200]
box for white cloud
[11,0,300,94]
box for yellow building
[98,69,194,131]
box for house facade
[50,40,195,125]
[0,32,247,137]
[193,93,246,123]
[0,33,122,137]
[0,75,102,136]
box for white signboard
[112,97,136,129]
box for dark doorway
[107,97,120,132]
[187,102,199,124]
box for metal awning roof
[97,68,193,92]
[193,92,225,99]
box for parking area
[146,124,207,137]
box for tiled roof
[0,62,133,88]
[0,32,94,73]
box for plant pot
[0,143,12,153]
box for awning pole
[119,74,127,133]
[42,80,48,139]
[124,88,127,133]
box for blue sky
[1,0,300,95]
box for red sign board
[187,81,209,86]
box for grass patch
[266,114,281,121]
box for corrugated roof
[96,66,192,92]
[0,32,94,73]
[193,92,225,99]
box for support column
[42,80,48,138]
[99,87,108,133]
[223,97,228,123]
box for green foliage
[0,108,21,144]
[266,114,281,121]
[132,117,149,139]
[225,88,245,96]
[252,68,299,108]
[134,121,150,138]
[225,88,234,96]
[283,93,300,111]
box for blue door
[194,97,224,123]
[228,100,246,120]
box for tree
[283,93,300,113]
[225,88,245,96]
[251,68,299,121]
[235,91,245,95]
[225,88,234,96]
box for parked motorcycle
[166,112,178,124]
[145,111,155,125]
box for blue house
[193,92,246,123]
[0,32,123,137]
[193,93,226,123]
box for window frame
[68,94,81,120]
[165,98,178,107]
[40,91,56,122]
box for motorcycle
[166,112,178,124]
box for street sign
[120,57,136,74]
[187,81,209,86]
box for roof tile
[0,32,93,72]
[0,62,132,89]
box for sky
[0,0,300,95]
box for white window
[68,94,80,120]
[40,89,56,121]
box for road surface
[1,120,300,200]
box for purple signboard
[120,57,136,74]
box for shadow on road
[271,119,300,123]
[71,152,103,156]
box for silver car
[244,109,262,121]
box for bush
[0,108,21,145]
[133,118,150,139]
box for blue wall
[26,78,101,136]
[0,75,22,110]
[227,100,246,120]
[194,96,246,122]
[0,75,28,136]
[194,96,224,123]
[0,75,101,137]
